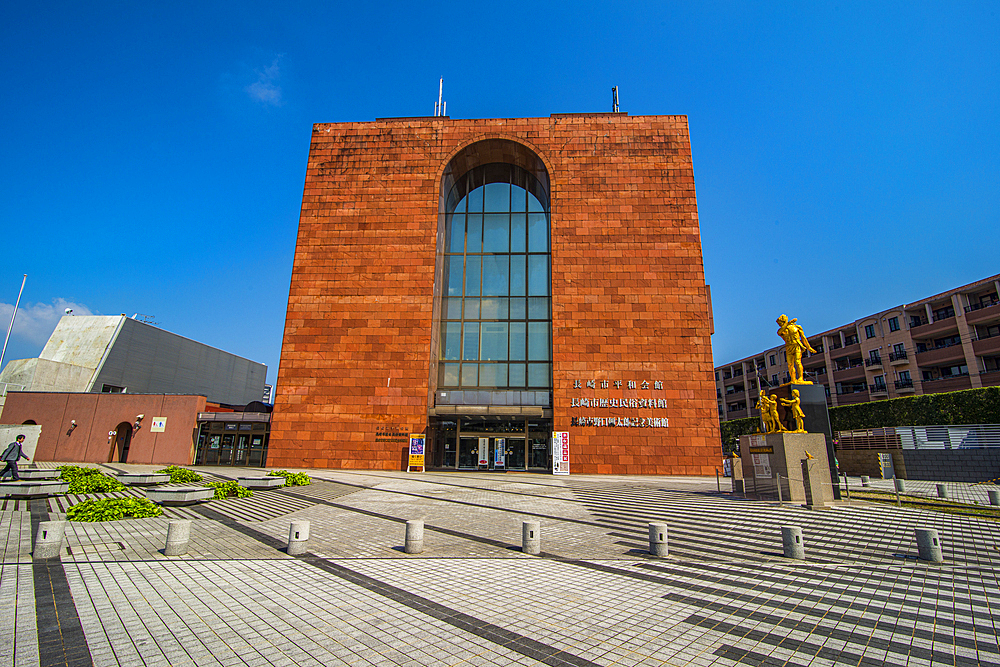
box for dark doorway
[114,422,133,463]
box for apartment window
[942,364,969,377]
[869,350,881,363]
[893,343,905,355]
[932,305,955,321]
[771,374,778,385]
[845,334,859,345]
[101,384,126,393]
[714,371,719,381]
[898,370,911,382]
[909,315,924,328]
[873,375,887,390]
[769,354,776,366]
[888,317,900,332]
[864,324,876,339]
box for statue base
[738,432,835,507]
[770,383,840,500]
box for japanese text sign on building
[494,438,505,468]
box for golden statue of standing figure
[776,314,817,384]
[780,389,807,433]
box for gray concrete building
[0,315,266,408]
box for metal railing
[836,424,1000,450]
[888,350,908,361]
[864,357,883,367]
[869,384,888,394]
[965,299,999,313]
[894,379,914,389]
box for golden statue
[758,390,785,434]
[776,314,817,384]
[779,389,807,433]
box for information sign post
[552,431,570,475]
[407,434,425,473]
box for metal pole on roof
[0,274,27,374]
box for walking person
[1,434,29,481]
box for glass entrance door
[505,438,526,470]
[458,437,480,468]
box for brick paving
[2,465,999,666]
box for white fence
[836,424,1000,450]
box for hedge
[828,386,1000,430]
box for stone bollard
[936,484,948,499]
[404,519,424,554]
[522,520,540,555]
[987,490,999,507]
[781,526,805,560]
[861,475,870,487]
[164,520,191,556]
[648,523,668,558]
[34,520,67,559]
[915,528,943,562]
[287,520,310,556]
[894,479,906,493]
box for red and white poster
[552,431,570,475]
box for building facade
[716,274,1000,422]
[269,113,720,475]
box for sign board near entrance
[478,438,489,467]
[494,438,505,468]
[407,435,425,472]
[552,431,570,475]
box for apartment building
[716,274,1000,422]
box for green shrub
[267,470,311,486]
[155,466,203,483]
[204,481,253,500]
[67,497,163,522]
[58,466,126,494]
[719,417,761,453]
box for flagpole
[0,274,27,374]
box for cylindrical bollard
[894,479,906,493]
[781,526,805,559]
[776,474,783,502]
[861,475,870,487]
[164,520,191,556]
[287,520,310,556]
[988,490,1000,507]
[915,528,943,562]
[648,523,668,558]
[34,520,67,559]
[404,519,424,554]
[522,520,540,555]
[936,484,948,499]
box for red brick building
[270,113,719,475]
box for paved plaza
[1,466,999,667]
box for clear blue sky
[2,1,997,386]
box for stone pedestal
[739,432,834,506]
[768,383,840,500]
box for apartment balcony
[835,389,870,405]
[894,379,915,392]
[980,370,1000,388]
[864,357,883,368]
[841,342,862,356]
[965,299,1000,325]
[888,350,909,364]
[920,374,973,393]
[724,387,746,398]
[972,334,1000,357]
[833,364,866,381]
[726,409,748,419]
[803,354,826,368]
[915,342,967,366]
[909,314,959,337]
[869,384,889,396]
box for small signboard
[494,438,506,468]
[752,452,772,479]
[552,431,570,475]
[150,418,167,433]
[407,434,425,472]
[878,453,895,479]
[478,438,489,467]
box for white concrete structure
[0,315,266,407]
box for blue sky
[1,1,997,386]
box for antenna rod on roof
[612,86,620,113]
[434,78,447,117]
[0,274,26,374]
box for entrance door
[528,434,550,470]
[114,422,133,463]
[505,438,526,470]
[458,437,479,468]
[234,435,250,466]
[218,434,235,466]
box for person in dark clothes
[1,434,29,481]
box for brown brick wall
[270,114,721,474]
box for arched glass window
[438,163,551,389]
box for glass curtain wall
[439,163,552,391]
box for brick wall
[270,114,720,474]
